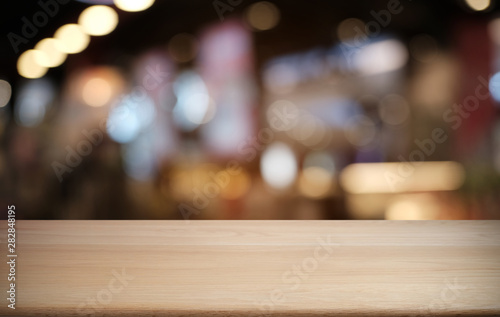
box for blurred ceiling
[0,0,497,82]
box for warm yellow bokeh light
[34,38,67,68]
[17,50,48,79]
[79,5,118,36]
[465,0,491,11]
[82,77,113,107]
[385,195,440,220]
[340,161,465,194]
[54,24,90,54]
[246,1,280,31]
[114,0,155,12]
[298,167,333,199]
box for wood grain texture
[0,220,499,316]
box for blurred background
[0,0,499,220]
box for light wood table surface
[0,220,499,316]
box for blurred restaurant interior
[0,0,499,220]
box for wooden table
[1,221,499,316]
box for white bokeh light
[489,72,500,102]
[260,142,297,189]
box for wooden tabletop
[1,220,499,316]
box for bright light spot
[34,38,67,68]
[299,152,335,198]
[75,66,124,107]
[173,71,215,130]
[17,50,48,79]
[107,106,141,143]
[183,93,215,124]
[260,142,297,189]
[0,80,12,108]
[14,79,55,127]
[82,77,113,107]
[378,94,410,125]
[385,195,440,220]
[489,72,500,102]
[79,5,118,36]
[122,94,155,128]
[168,33,199,63]
[246,1,280,31]
[114,0,154,12]
[465,0,491,11]
[106,92,155,143]
[340,161,465,194]
[299,167,333,199]
[354,39,408,75]
[54,24,90,54]
[386,201,422,220]
[337,18,366,43]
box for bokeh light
[354,39,408,75]
[78,67,124,107]
[0,80,12,108]
[489,72,500,102]
[173,71,215,130]
[79,5,118,36]
[34,38,67,68]
[14,79,55,127]
[464,0,491,11]
[54,24,90,54]
[82,78,113,107]
[246,1,280,31]
[17,50,48,79]
[260,142,297,189]
[107,92,155,143]
[385,195,440,220]
[340,162,466,194]
[114,0,155,12]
